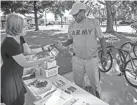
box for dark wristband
[20,36,26,44]
[41,46,44,51]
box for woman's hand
[45,56,55,62]
[39,56,54,64]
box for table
[23,74,109,105]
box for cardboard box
[40,66,59,78]
[41,60,57,70]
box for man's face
[72,9,85,23]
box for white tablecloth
[23,74,109,105]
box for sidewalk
[39,25,135,34]
[0,25,135,34]
[62,71,137,105]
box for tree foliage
[116,1,137,20]
[2,0,136,32]
[97,0,119,33]
[1,1,54,30]
[44,1,74,27]
[1,1,32,15]
[63,1,75,10]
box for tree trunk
[112,12,116,25]
[34,1,39,31]
[105,1,115,33]
[65,17,66,24]
[61,16,63,28]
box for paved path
[38,25,135,34]
[0,25,136,34]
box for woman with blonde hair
[1,13,52,105]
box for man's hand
[101,55,107,67]
[42,45,50,51]
[56,41,66,50]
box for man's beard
[76,16,85,23]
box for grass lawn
[1,28,137,75]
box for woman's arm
[23,43,48,55]
[13,53,52,68]
[20,36,48,55]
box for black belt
[73,53,76,56]
[73,53,97,60]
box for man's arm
[93,19,107,57]
[56,38,73,50]
[62,39,73,47]
[99,37,107,57]
[57,22,73,49]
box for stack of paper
[25,78,56,100]
[34,89,74,105]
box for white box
[40,66,59,78]
[47,60,57,69]
[41,60,57,70]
